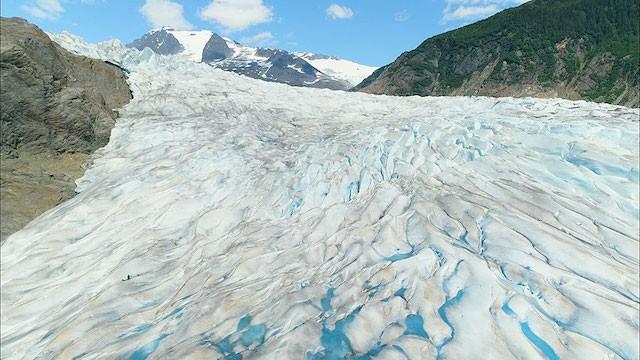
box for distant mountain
[295,52,378,88]
[356,0,639,107]
[128,29,184,56]
[128,29,376,90]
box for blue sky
[1,0,527,66]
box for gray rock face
[201,33,233,62]
[211,48,350,90]
[0,17,132,241]
[127,29,184,55]
[1,17,132,156]
[259,49,317,83]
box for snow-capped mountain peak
[295,52,379,87]
[127,29,377,89]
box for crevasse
[1,34,638,360]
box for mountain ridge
[128,29,376,90]
[356,0,639,108]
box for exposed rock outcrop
[127,28,184,55]
[0,17,132,241]
[201,33,233,62]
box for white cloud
[442,4,499,21]
[326,4,353,20]
[394,9,410,22]
[442,0,529,23]
[200,0,273,32]
[140,0,193,30]
[240,31,274,46]
[22,0,64,20]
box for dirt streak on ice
[1,34,638,360]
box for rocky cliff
[356,0,639,108]
[0,17,131,241]
[127,29,184,56]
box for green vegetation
[434,0,639,89]
[433,0,638,61]
[584,56,635,102]
[358,0,639,107]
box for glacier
[1,34,639,360]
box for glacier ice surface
[1,35,639,360]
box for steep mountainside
[356,0,639,107]
[201,33,233,62]
[127,29,375,89]
[127,29,184,56]
[0,17,131,241]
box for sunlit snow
[167,30,214,62]
[295,52,378,87]
[1,35,638,360]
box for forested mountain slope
[356,0,639,107]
